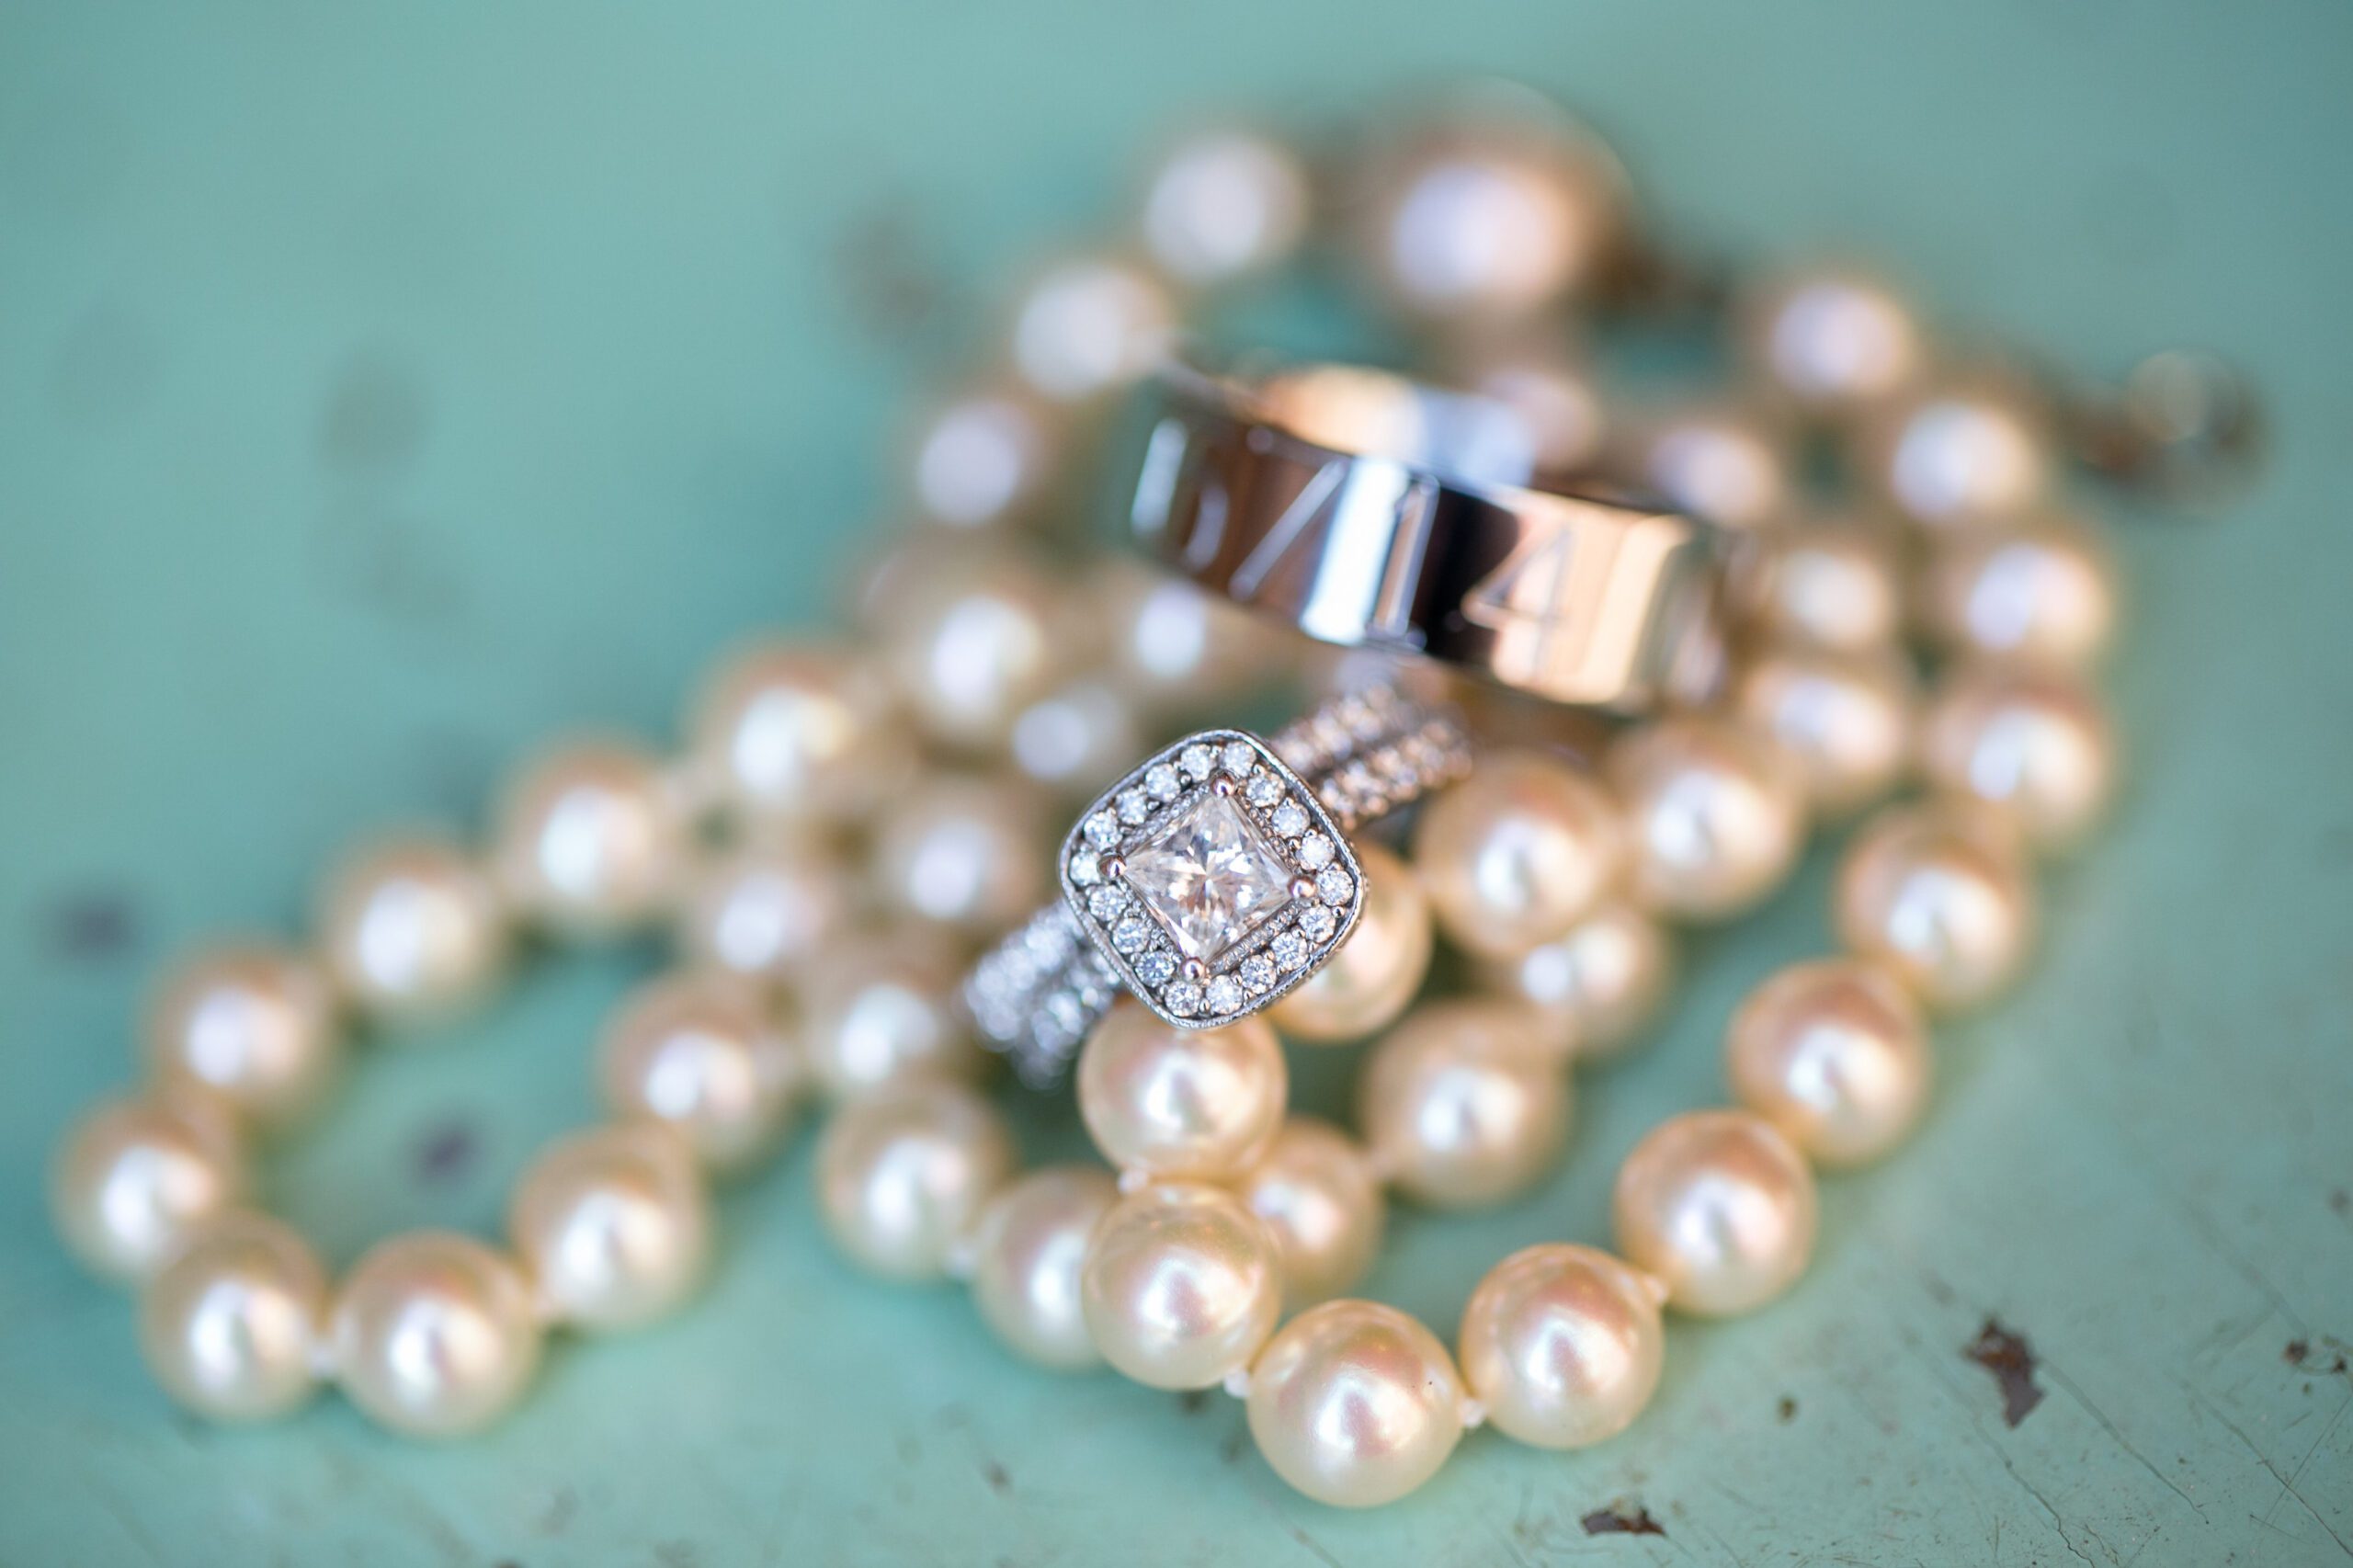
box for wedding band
[1130,362,1726,712]
[964,685,1471,1086]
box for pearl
[1457,1243,1665,1449]
[966,1165,1118,1370]
[1835,804,2037,1011]
[675,838,854,985]
[508,1122,710,1331]
[331,1232,540,1438]
[907,386,1063,530]
[1096,562,1279,717]
[493,739,687,937]
[870,773,1051,936]
[1740,518,1905,655]
[1412,750,1621,959]
[138,1212,326,1421]
[1356,97,1623,326]
[1357,999,1568,1209]
[1733,645,1917,816]
[1010,255,1176,403]
[1640,403,1794,531]
[1476,900,1675,1065]
[1741,266,1924,417]
[1245,1300,1466,1508]
[318,835,508,1023]
[1917,513,2120,671]
[797,926,979,1098]
[1267,843,1434,1043]
[688,642,909,826]
[1921,668,2116,854]
[1862,371,2053,532]
[1726,959,1931,1167]
[1141,128,1311,287]
[145,945,340,1126]
[600,971,802,1173]
[884,553,1072,753]
[1080,1181,1281,1390]
[1447,341,1608,475]
[1078,1003,1287,1181]
[1010,677,1142,797]
[1609,715,1808,920]
[51,1096,246,1281]
[815,1082,1015,1282]
[1238,1118,1386,1306]
[1613,1109,1817,1316]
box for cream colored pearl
[1741,266,1924,417]
[1476,900,1675,1065]
[1835,804,2037,1011]
[689,642,909,825]
[1449,341,1608,474]
[508,1122,710,1331]
[1640,403,1793,531]
[1864,372,2053,532]
[145,945,340,1126]
[138,1211,326,1421]
[599,971,802,1174]
[318,835,508,1023]
[1357,999,1568,1209]
[1734,645,1917,816]
[966,1165,1118,1370]
[1917,514,2119,671]
[1357,97,1623,325]
[494,739,686,937]
[885,553,1072,753]
[1010,677,1142,797]
[1238,1118,1386,1306]
[1413,750,1621,959]
[1742,518,1905,656]
[331,1232,540,1438]
[1609,715,1808,920]
[1010,255,1176,403]
[1246,1300,1466,1508]
[676,838,854,985]
[870,774,1051,936]
[1921,667,2117,853]
[1268,843,1434,1043]
[1141,128,1311,287]
[1080,1181,1282,1390]
[908,386,1063,530]
[1096,562,1275,717]
[1457,1243,1665,1449]
[1613,1109,1817,1316]
[1727,959,1930,1167]
[1078,1003,1286,1181]
[798,926,980,1098]
[815,1082,1015,1282]
[51,1096,246,1281]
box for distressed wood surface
[2,5,2348,1564]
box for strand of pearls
[56,84,2144,1488]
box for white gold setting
[1060,728,1365,1029]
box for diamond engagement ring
[964,685,1471,1086]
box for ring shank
[1131,366,1724,713]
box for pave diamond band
[964,684,1471,1087]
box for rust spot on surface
[1777,1395,1798,1424]
[981,1459,1011,1494]
[411,1117,480,1185]
[2286,1338,2311,1365]
[1964,1317,2045,1427]
[42,887,142,961]
[1176,1389,1211,1416]
[1581,1504,1665,1537]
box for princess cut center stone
[1121,790,1294,964]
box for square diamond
[1123,790,1294,964]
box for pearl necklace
[51,85,2229,1489]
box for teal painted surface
[3,4,2350,1563]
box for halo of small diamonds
[1058,728,1366,1028]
